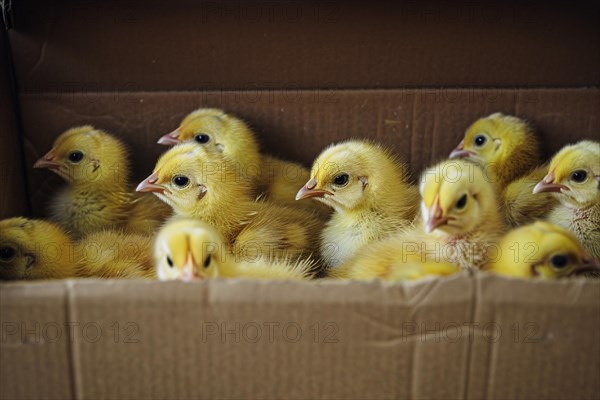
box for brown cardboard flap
[0,282,73,400]
[2,275,474,400]
[9,1,600,91]
[19,87,600,217]
[467,273,600,400]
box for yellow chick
[33,126,170,238]
[157,108,320,211]
[0,217,77,280]
[533,140,600,261]
[449,112,557,226]
[333,159,506,279]
[487,221,600,278]
[296,140,419,268]
[0,217,155,280]
[154,218,315,281]
[137,143,323,264]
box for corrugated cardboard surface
[1,275,598,400]
[9,1,600,90]
[468,275,600,400]
[19,88,600,217]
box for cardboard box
[1,1,599,399]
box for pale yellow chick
[154,218,315,281]
[33,126,170,238]
[296,140,419,268]
[157,108,320,212]
[533,140,600,261]
[0,217,77,280]
[137,143,323,264]
[333,159,506,280]
[486,221,600,278]
[449,113,556,226]
[0,217,155,280]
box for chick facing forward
[333,159,506,280]
[138,143,323,264]
[533,140,600,261]
[296,140,419,268]
[0,217,76,280]
[486,221,600,278]
[449,113,556,226]
[154,218,315,281]
[0,217,154,280]
[33,126,170,238]
[157,108,317,211]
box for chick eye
[570,170,587,183]
[166,255,174,268]
[550,254,569,270]
[203,254,212,268]
[172,176,190,188]
[474,135,487,147]
[0,246,15,261]
[194,134,210,144]
[333,173,349,186]
[68,151,84,163]
[456,194,468,209]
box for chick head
[493,221,600,278]
[533,140,600,208]
[449,113,538,184]
[0,217,75,280]
[137,143,250,217]
[154,218,225,281]
[33,126,129,186]
[296,140,408,212]
[421,159,497,236]
[157,108,261,171]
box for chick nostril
[307,179,317,190]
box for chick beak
[569,254,600,277]
[181,252,202,282]
[295,179,332,201]
[449,140,475,159]
[157,128,181,146]
[33,150,61,169]
[532,172,570,194]
[425,201,449,233]
[136,173,167,194]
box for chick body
[333,159,505,280]
[34,126,169,238]
[486,221,600,278]
[533,140,600,261]
[450,113,557,226]
[296,140,419,268]
[138,143,323,264]
[0,217,154,280]
[154,218,315,281]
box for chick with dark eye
[474,135,487,146]
[173,176,190,188]
[456,194,468,209]
[570,170,587,183]
[333,173,349,187]
[166,255,174,268]
[69,151,84,163]
[194,134,210,144]
[0,246,16,261]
